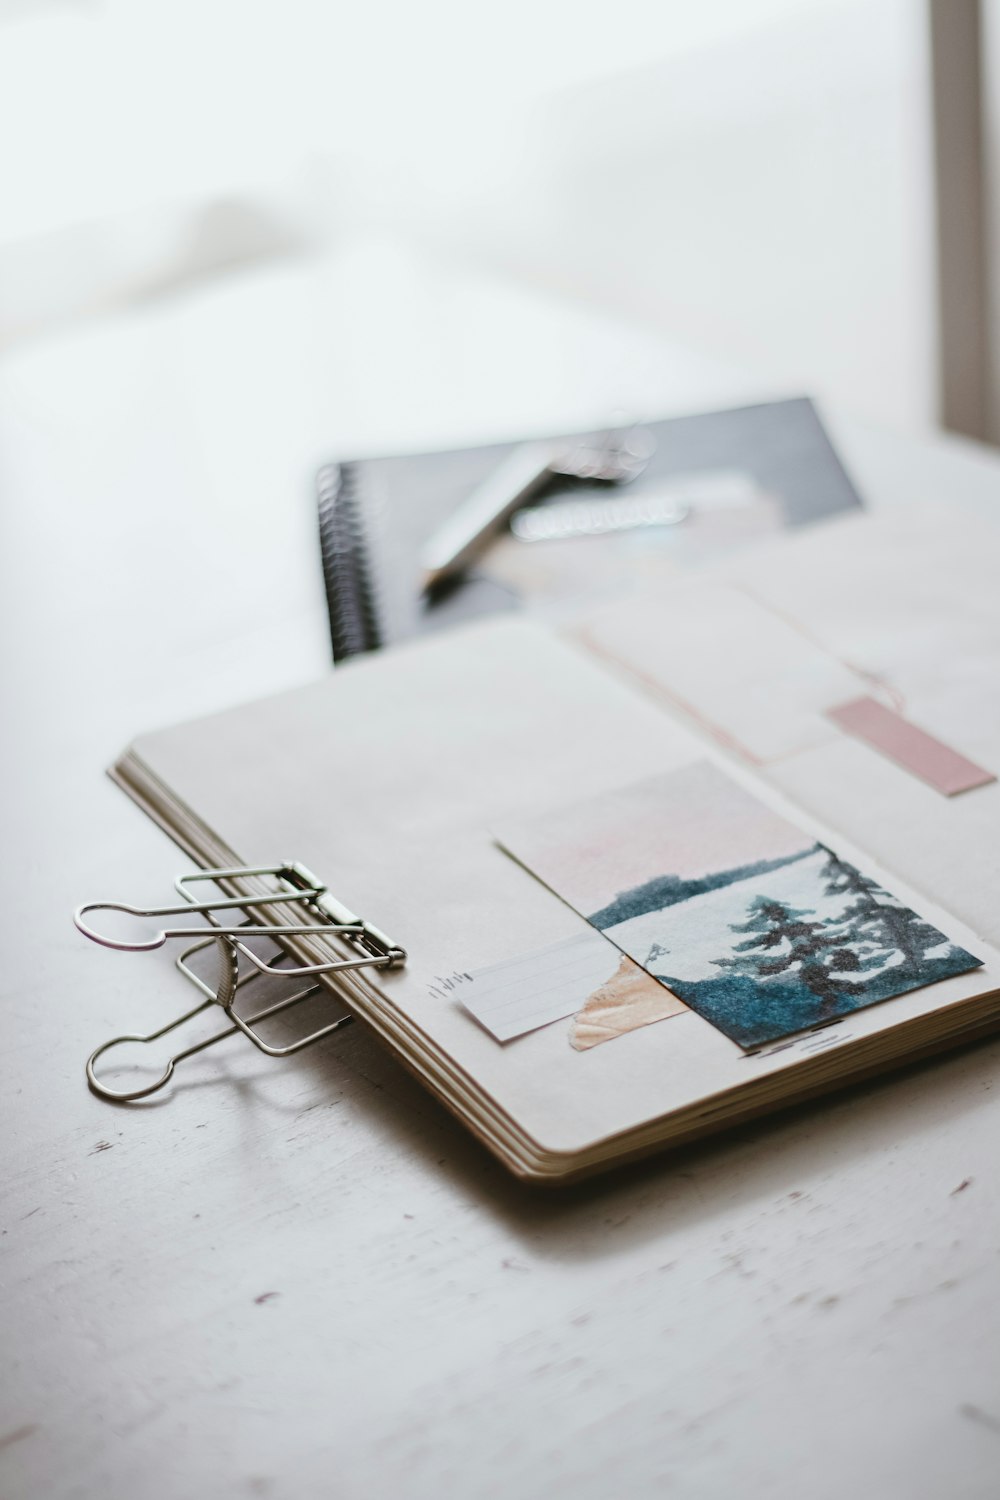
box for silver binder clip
[75,862,406,1103]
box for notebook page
[127,618,1000,1159]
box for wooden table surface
[3,242,1000,1500]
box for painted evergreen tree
[820,850,949,972]
[714,896,878,1009]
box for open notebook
[112,505,1000,1183]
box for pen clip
[419,426,655,593]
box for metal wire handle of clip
[75,862,406,1103]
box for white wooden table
[3,242,1000,1500]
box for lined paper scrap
[827,697,996,796]
[459,931,623,1043]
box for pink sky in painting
[499,761,813,916]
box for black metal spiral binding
[316,462,384,663]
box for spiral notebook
[315,396,863,660]
[105,504,1000,1182]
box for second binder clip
[75,862,406,1103]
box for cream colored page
[578,583,866,763]
[722,504,1000,766]
[578,506,1000,950]
[131,619,998,1156]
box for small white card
[459,931,621,1043]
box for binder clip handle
[77,862,405,1102]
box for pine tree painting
[498,761,984,1051]
[820,849,951,974]
[642,850,981,1048]
[715,896,881,1015]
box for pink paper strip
[826,696,995,796]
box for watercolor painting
[498,761,981,1049]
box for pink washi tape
[826,696,996,796]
